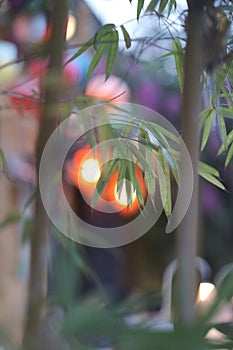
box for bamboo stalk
[176,0,204,325]
[22,1,68,348]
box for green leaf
[168,0,176,16]
[128,142,156,178]
[198,161,220,178]
[218,114,227,146]
[87,35,109,79]
[128,161,145,206]
[64,37,95,66]
[64,23,115,68]
[106,30,119,79]
[91,159,119,207]
[159,0,169,13]
[201,109,215,151]
[216,107,233,119]
[172,39,184,92]
[225,141,233,167]
[144,149,156,194]
[146,0,160,11]
[157,149,172,217]
[0,212,21,230]
[218,130,233,156]
[22,188,38,214]
[0,148,12,180]
[120,25,131,49]
[137,0,145,19]
[198,164,226,190]
[199,106,214,132]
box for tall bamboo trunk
[22,1,68,349]
[176,0,204,325]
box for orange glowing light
[85,74,131,103]
[67,146,147,216]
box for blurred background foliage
[0,0,232,349]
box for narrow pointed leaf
[22,188,38,214]
[201,109,215,151]
[146,0,160,11]
[198,161,220,178]
[168,0,176,16]
[159,0,169,13]
[64,37,95,66]
[157,149,172,217]
[0,148,12,181]
[199,106,214,132]
[106,30,119,79]
[172,39,184,92]
[87,36,109,79]
[128,162,145,206]
[225,142,233,167]
[0,212,21,230]
[217,129,233,155]
[91,159,119,207]
[198,171,226,190]
[120,25,131,49]
[137,0,145,19]
[216,107,233,119]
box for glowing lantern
[0,41,23,87]
[67,146,147,216]
[85,74,131,103]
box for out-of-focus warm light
[115,181,136,206]
[66,13,77,41]
[197,282,216,302]
[85,74,131,103]
[0,41,23,86]
[81,158,101,184]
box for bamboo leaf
[64,37,95,66]
[157,149,172,217]
[0,148,12,180]
[201,109,215,151]
[199,106,214,132]
[216,107,233,119]
[92,159,119,207]
[146,0,160,11]
[172,39,184,92]
[218,129,233,156]
[87,36,109,79]
[159,0,169,13]
[144,149,156,194]
[198,161,226,190]
[198,161,220,178]
[128,142,156,178]
[217,114,227,152]
[0,212,21,230]
[128,161,145,206]
[106,30,119,79]
[22,188,38,214]
[120,25,131,49]
[168,0,176,17]
[225,142,233,167]
[137,0,145,19]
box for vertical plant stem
[23,1,68,348]
[176,0,204,325]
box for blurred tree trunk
[23,1,68,349]
[176,0,204,325]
